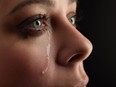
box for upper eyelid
[67,12,76,18]
[17,14,48,27]
[18,11,76,23]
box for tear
[41,31,51,75]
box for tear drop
[41,31,51,75]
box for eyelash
[17,14,49,38]
[17,13,77,38]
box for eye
[17,14,49,38]
[31,19,42,30]
[69,16,76,25]
[18,14,48,31]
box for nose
[54,15,93,66]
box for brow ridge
[9,0,77,15]
[9,0,54,14]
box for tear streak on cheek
[41,31,51,75]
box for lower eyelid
[17,22,49,38]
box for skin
[0,0,93,87]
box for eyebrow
[69,0,77,4]
[9,0,77,15]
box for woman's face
[0,0,93,87]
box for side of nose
[54,16,93,66]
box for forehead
[0,0,77,7]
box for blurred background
[77,0,116,87]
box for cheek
[13,46,46,72]
[0,30,51,86]
[0,43,47,85]
[1,45,46,71]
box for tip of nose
[83,41,93,60]
[57,45,93,66]
[57,37,93,66]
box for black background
[77,0,116,87]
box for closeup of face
[0,0,93,87]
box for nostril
[67,53,83,64]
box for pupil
[71,19,73,23]
[71,18,74,24]
[34,20,41,28]
[36,21,40,26]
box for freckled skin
[0,0,93,87]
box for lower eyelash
[16,14,49,38]
[17,25,49,39]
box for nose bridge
[57,16,92,51]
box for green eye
[18,14,48,32]
[31,19,42,30]
[16,14,49,38]
[19,15,48,31]
[69,16,76,25]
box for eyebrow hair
[69,0,77,4]
[9,0,77,15]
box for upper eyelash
[17,14,48,29]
